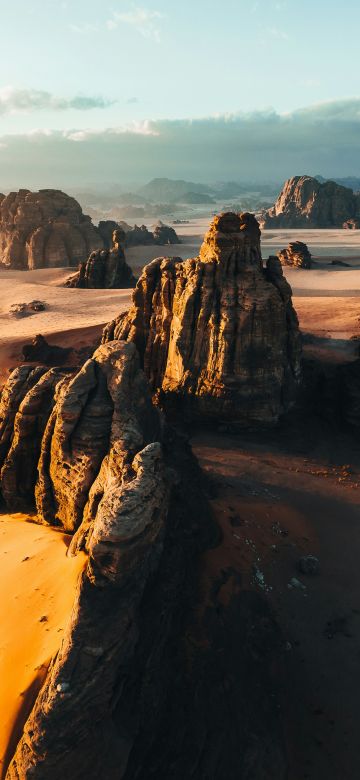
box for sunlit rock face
[261,175,360,228]
[0,189,103,269]
[103,212,302,425]
[277,241,312,269]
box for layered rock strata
[261,175,360,228]
[103,212,302,425]
[65,229,136,289]
[0,189,104,269]
[277,241,312,269]
[1,340,286,780]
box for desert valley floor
[1,221,360,779]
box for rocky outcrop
[97,219,180,249]
[261,176,360,228]
[22,334,73,364]
[103,212,302,426]
[1,340,286,780]
[278,241,312,269]
[152,220,180,245]
[65,229,136,289]
[0,189,103,269]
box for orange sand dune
[0,514,86,778]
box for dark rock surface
[261,176,360,228]
[1,340,286,780]
[22,334,73,365]
[0,189,103,269]
[103,212,302,426]
[278,241,312,269]
[65,229,136,289]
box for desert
[2,1,360,776]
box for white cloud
[267,26,290,40]
[1,99,360,187]
[107,7,163,42]
[0,86,114,114]
[69,22,99,34]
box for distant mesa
[174,191,216,204]
[97,218,180,249]
[277,241,312,269]
[103,211,302,426]
[261,175,360,228]
[65,228,136,289]
[0,189,103,270]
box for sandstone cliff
[0,189,103,269]
[1,340,286,780]
[261,175,360,228]
[65,229,136,289]
[277,241,312,269]
[103,212,302,425]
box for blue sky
[0,0,360,186]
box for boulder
[152,220,181,244]
[103,212,302,425]
[0,189,104,269]
[261,176,360,228]
[277,241,312,269]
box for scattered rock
[9,300,46,317]
[277,241,312,269]
[298,554,320,575]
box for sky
[0,0,360,188]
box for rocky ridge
[0,339,286,779]
[261,175,360,228]
[65,228,136,289]
[103,212,302,425]
[0,189,103,269]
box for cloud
[106,7,163,41]
[69,22,99,34]
[266,26,290,40]
[0,87,114,114]
[1,98,360,188]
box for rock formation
[22,334,73,365]
[152,220,180,244]
[261,175,360,228]
[0,189,104,270]
[277,241,312,269]
[98,219,180,248]
[1,340,286,779]
[103,212,302,425]
[65,229,136,289]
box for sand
[192,426,360,780]
[0,514,86,778]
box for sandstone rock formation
[261,176,360,228]
[0,189,103,269]
[22,334,73,365]
[65,229,136,289]
[152,219,180,244]
[97,219,180,249]
[278,241,312,269]
[1,340,286,780]
[103,212,302,425]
